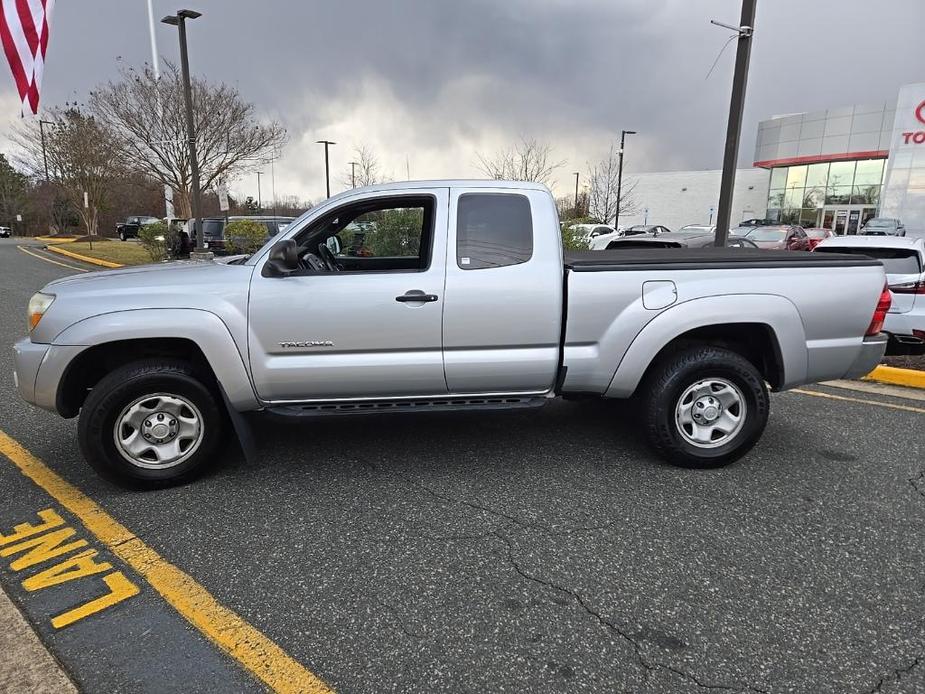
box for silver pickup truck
[14,180,890,487]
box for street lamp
[614,129,636,231]
[316,140,335,198]
[38,119,55,181]
[573,172,580,216]
[349,161,359,188]
[161,9,207,257]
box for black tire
[78,359,225,488]
[119,231,126,241]
[640,345,769,469]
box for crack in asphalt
[492,530,765,693]
[376,597,426,640]
[867,657,921,693]
[909,471,925,500]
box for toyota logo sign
[902,100,925,144]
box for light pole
[161,9,206,257]
[573,172,580,216]
[147,0,174,217]
[38,119,54,181]
[316,140,335,198]
[349,161,359,188]
[614,129,636,230]
[256,171,263,209]
[712,0,757,247]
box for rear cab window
[456,193,533,270]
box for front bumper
[12,338,49,408]
[842,334,889,380]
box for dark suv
[199,216,295,253]
[116,215,160,241]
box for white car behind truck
[815,236,925,354]
[13,180,890,487]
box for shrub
[224,219,268,255]
[560,224,591,251]
[138,221,170,261]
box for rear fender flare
[605,294,807,398]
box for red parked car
[803,228,835,250]
[740,225,811,250]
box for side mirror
[263,239,300,277]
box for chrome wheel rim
[113,393,203,469]
[674,378,746,449]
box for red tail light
[889,281,925,294]
[866,284,892,336]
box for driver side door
[247,189,449,402]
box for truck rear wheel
[78,359,225,487]
[640,345,769,468]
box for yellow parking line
[0,429,333,694]
[792,388,925,414]
[17,245,88,273]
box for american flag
[0,0,55,115]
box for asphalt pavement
[0,237,923,693]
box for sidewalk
[0,585,76,694]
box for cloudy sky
[2,0,922,203]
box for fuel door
[642,280,677,310]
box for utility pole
[614,129,636,230]
[349,161,358,188]
[316,140,335,198]
[38,119,54,181]
[162,9,206,257]
[712,0,757,247]
[573,172,580,216]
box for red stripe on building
[753,150,889,169]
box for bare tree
[89,63,287,218]
[587,143,638,225]
[14,106,120,236]
[476,137,564,185]
[343,144,387,188]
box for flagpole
[146,0,174,219]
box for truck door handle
[396,291,438,303]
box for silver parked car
[860,217,906,237]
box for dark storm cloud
[23,0,925,191]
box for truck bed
[565,247,882,271]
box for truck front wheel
[78,359,225,487]
[641,346,769,468]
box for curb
[863,365,925,390]
[35,236,76,244]
[46,245,124,268]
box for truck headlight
[28,292,55,331]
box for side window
[299,196,435,273]
[456,193,533,270]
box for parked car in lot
[860,217,906,237]
[738,218,776,228]
[679,224,716,233]
[738,225,811,250]
[602,229,759,249]
[0,226,10,238]
[803,228,835,250]
[199,215,295,253]
[116,215,160,241]
[14,180,889,487]
[589,224,671,250]
[814,236,925,354]
[565,223,616,242]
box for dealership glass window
[853,159,884,186]
[827,161,855,188]
[799,209,818,227]
[767,189,784,208]
[850,185,880,205]
[806,163,829,188]
[803,187,825,207]
[825,185,852,205]
[785,165,807,190]
[784,187,803,209]
[769,168,787,189]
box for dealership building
[619,82,925,235]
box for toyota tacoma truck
[13,180,890,487]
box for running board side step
[266,395,548,418]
